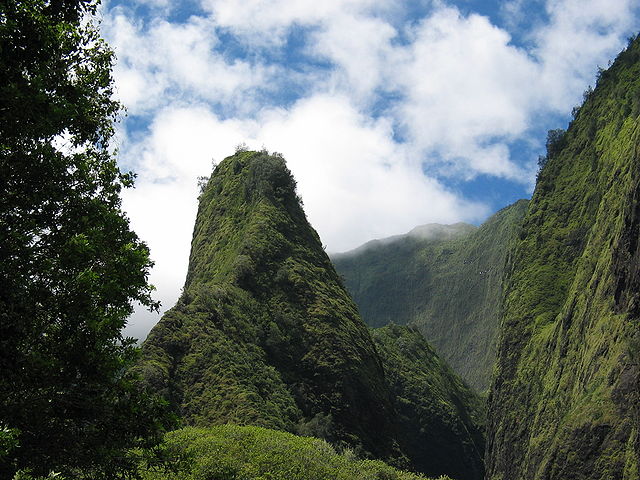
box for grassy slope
[138,425,452,480]
[372,325,485,480]
[139,151,399,461]
[486,37,640,480]
[332,200,528,391]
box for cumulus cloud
[119,106,233,338]
[106,0,640,339]
[102,10,271,115]
[308,13,397,102]
[188,0,636,181]
[532,0,638,110]
[390,7,538,181]
[200,0,388,44]
[255,95,487,250]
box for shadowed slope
[333,200,528,391]
[373,325,485,480]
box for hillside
[372,325,485,480]
[486,36,640,479]
[137,150,485,478]
[332,200,528,391]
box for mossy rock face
[139,151,399,460]
[332,200,528,392]
[486,37,640,480]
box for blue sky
[98,0,640,339]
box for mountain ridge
[332,199,528,391]
[138,150,486,479]
[332,222,477,257]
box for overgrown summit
[138,150,486,479]
[139,151,399,459]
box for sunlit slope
[138,425,452,480]
[487,36,640,480]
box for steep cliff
[372,325,485,480]
[487,36,640,480]
[138,150,487,479]
[139,151,399,460]
[332,200,528,391]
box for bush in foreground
[139,425,453,480]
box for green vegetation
[7,1,636,479]
[138,425,452,480]
[140,151,487,478]
[0,1,170,478]
[3,1,482,476]
[372,325,485,480]
[332,201,528,391]
[139,151,400,461]
[487,35,640,480]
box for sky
[97,0,640,340]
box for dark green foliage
[138,425,451,480]
[140,151,401,461]
[545,128,567,158]
[372,325,485,480]
[140,151,490,478]
[537,129,568,175]
[0,1,172,478]
[487,36,640,480]
[537,154,548,172]
[332,201,528,391]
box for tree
[545,128,566,158]
[0,1,171,478]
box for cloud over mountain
[100,0,640,339]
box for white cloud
[108,0,640,339]
[532,0,637,110]
[255,94,487,250]
[307,13,397,102]
[390,7,538,181]
[499,0,531,29]
[196,0,405,106]
[192,0,632,182]
[102,11,270,115]
[122,179,196,340]
[119,105,260,338]
[201,0,387,44]
[120,95,487,339]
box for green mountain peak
[139,150,486,479]
[140,150,399,459]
